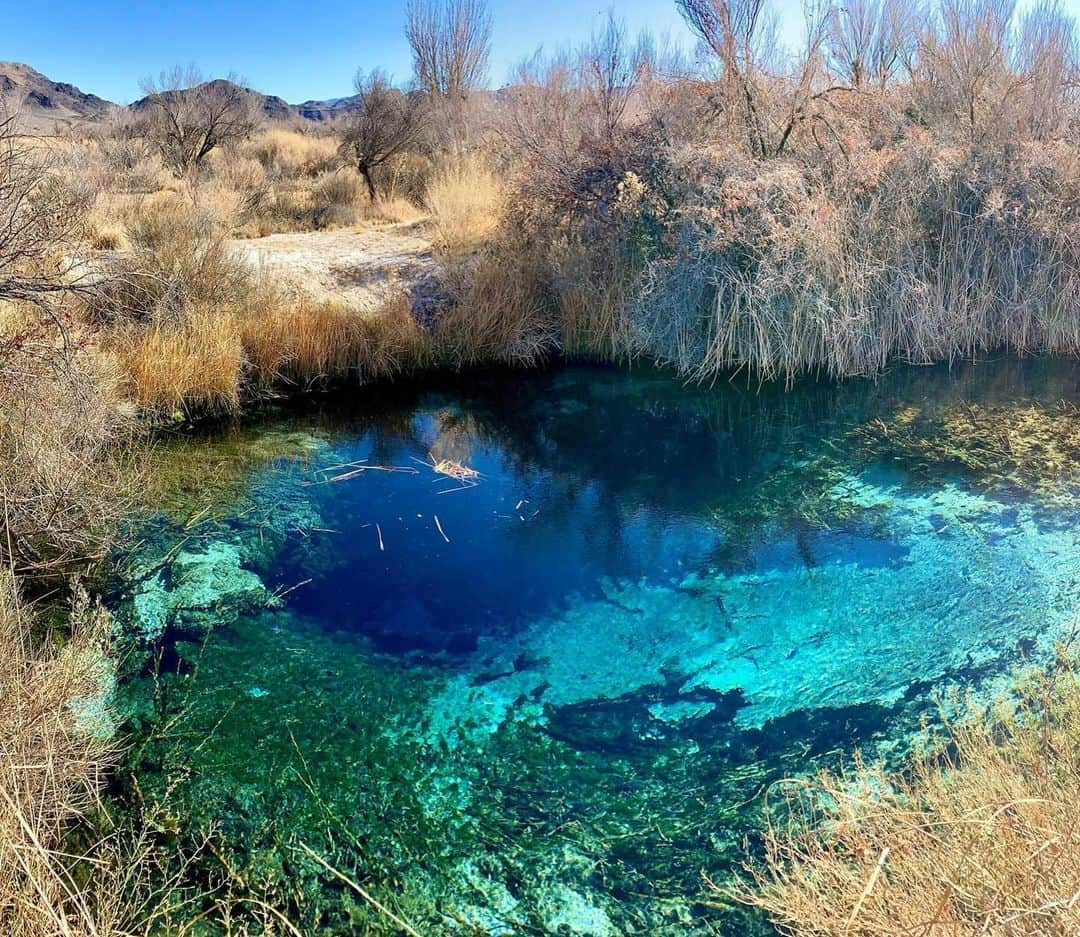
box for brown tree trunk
[359,163,377,201]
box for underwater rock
[539,884,616,937]
[120,540,270,664]
[64,643,118,741]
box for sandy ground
[229,223,439,311]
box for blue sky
[4,0,700,104]
[7,0,1077,104]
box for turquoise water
[111,359,1080,935]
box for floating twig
[268,578,313,606]
[303,460,419,486]
[376,523,384,551]
[434,514,450,543]
[413,453,481,488]
[298,843,426,937]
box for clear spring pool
[111,358,1080,935]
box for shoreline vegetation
[1,0,1079,933]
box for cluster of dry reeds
[0,570,122,937]
[742,659,1080,935]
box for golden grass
[113,310,244,414]
[243,128,339,178]
[742,657,1080,936]
[426,157,504,255]
[103,192,436,411]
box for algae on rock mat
[108,358,1080,935]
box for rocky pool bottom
[105,359,1080,935]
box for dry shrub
[426,157,504,255]
[354,195,427,226]
[244,128,339,178]
[87,221,126,252]
[308,168,365,227]
[0,330,134,579]
[202,152,271,224]
[376,150,433,204]
[94,194,253,326]
[635,140,1080,381]
[0,571,119,937]
[744,660,1080,936]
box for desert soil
[229,223,438,311]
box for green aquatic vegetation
[136,423,329,524]
[116,611,452,935]
[709,452,892,555]
[851,401,1080,498]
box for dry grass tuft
[427,157,504,255]
[113,310,245,414]
[741,658,1080,936]
[437,245,555,367]
[0,570,118,937]
[243,292,433,388]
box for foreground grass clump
[744,660,1080,936]
[0,571,119,937]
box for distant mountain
[129,79,299,123]
[1,62,369,130]
[0,61,115,129]
[130,79,367,124]
[294,94,364,122]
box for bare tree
[137,66,257,176]
[679,0,851,157]
[582,12,652,145]
[406,0,492,147]
[916,0,1016,141]
[676,0,780,156]
[0,107,89,322]
[339,71,427,200]
[1013,0,1080,139]
[827,0,920,88]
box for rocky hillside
[1,61,364,129]
[0,61,114,129]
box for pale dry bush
[634,137,1080,381]
[375,150,434,205]
[0,570,122,937]
[354,196,426,225]
[199,152,271,227]
[308,168,366,227]
[744,659,1080,936]
[243,128,339,178]
[96,193,253,325]
[0,329,134,578]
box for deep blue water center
[116,358,1080,936]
